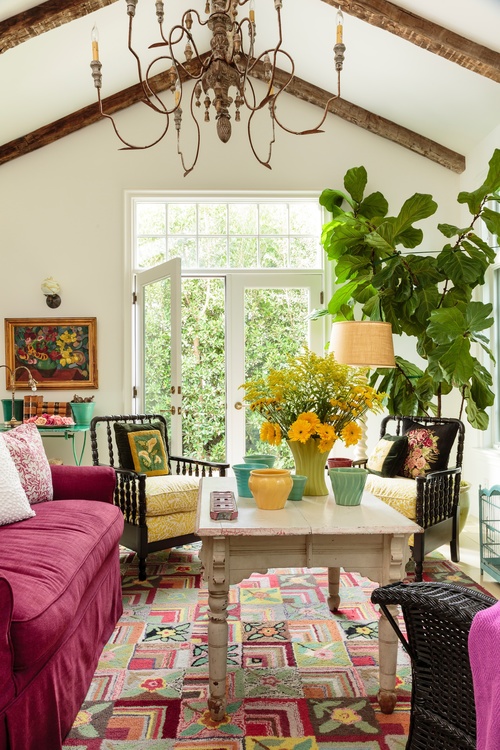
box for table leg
[207,538,229,721]
[327,566,341,611]
[377,533,410,713]
[377,603,398,713]
[72,431,87,466]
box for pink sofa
[0,465,124,750]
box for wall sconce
[41,277,61,308]
[0,364,38,426]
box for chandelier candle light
[89,0,346,175]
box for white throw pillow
[0,434,35,526]
[2,422,53,504]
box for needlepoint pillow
[402,419,460,478]
[366,435,408,477]
[127,430,170,477]
[114,421,170,471]
[0,434,35,526]
[2,422,53,504]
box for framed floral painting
[4,318,98,389]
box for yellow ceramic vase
[248,468,293,510]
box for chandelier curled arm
[89,0,346,175]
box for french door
[134,265,324,464]
[134,258,182,454]
[226,272,324,465]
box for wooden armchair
[359,415,465,581]
[90,414,229,580]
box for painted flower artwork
[7,319,97,388]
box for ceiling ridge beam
[324,0,500,83]
[0,58,464,173]
[250,62,465,173]
[0,0,119,54]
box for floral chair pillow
[401,419,460,478]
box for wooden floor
[437,515,500,599]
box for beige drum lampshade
[329,321,396,368]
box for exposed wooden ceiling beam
[324,0,500,84]
[254,63,465,173]
[0,0,119,54]
[0,58,465,173]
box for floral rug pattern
[62,546,483,749]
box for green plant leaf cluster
[318,150,500,429]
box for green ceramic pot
[243,454,276,468]
[70,402,95,426]
[329,467,368,506]
[232,462,267,498]
[288,474,308,501]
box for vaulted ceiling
[1,0,499,172]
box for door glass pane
[144,278,172,434]
[244,288,309,466]
[181,277,226,461]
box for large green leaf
[392,193,437,236]
[334,254,372,283]
[465,396,489,430]
[428,307,465,344]
[396,226,424,248]
[482,207,500,237]
[457,188,487,215]
[344,166,367,204]
[467,233,497,261]
[319,189,352,213]
[432,339,475,384]
[327,280,359,314]
[358,191,389,219]
[470,364,495,409]
[465,301,494,333]
[437,247,484,285]
[482,148,500,193]
[438,223,464,238]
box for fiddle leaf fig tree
[317,148,500,430]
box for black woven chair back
[372,581,496,750]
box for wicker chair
[90,414,229,580]
[358,415,465,581]
[371,581,496,750]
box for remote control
[210,490,238,521]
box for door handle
[234,401,245,410]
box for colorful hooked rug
[62,546,488,750]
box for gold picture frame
[4,317,98,390]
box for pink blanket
[469,599,500,749]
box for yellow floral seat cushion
[143,474,200,544]
[365,474,417,520]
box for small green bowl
[243,454,276,468]
[288,474,307,501]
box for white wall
[459,123,500,515]
[0,93,465,463]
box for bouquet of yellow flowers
[241,348,385,454]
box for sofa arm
[0,575,16,713]
[51,465,116,503]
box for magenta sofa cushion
[1,499,123,671]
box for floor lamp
[329,321,396,461]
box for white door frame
[134,258,183,454]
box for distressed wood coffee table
[196,476,422,721]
